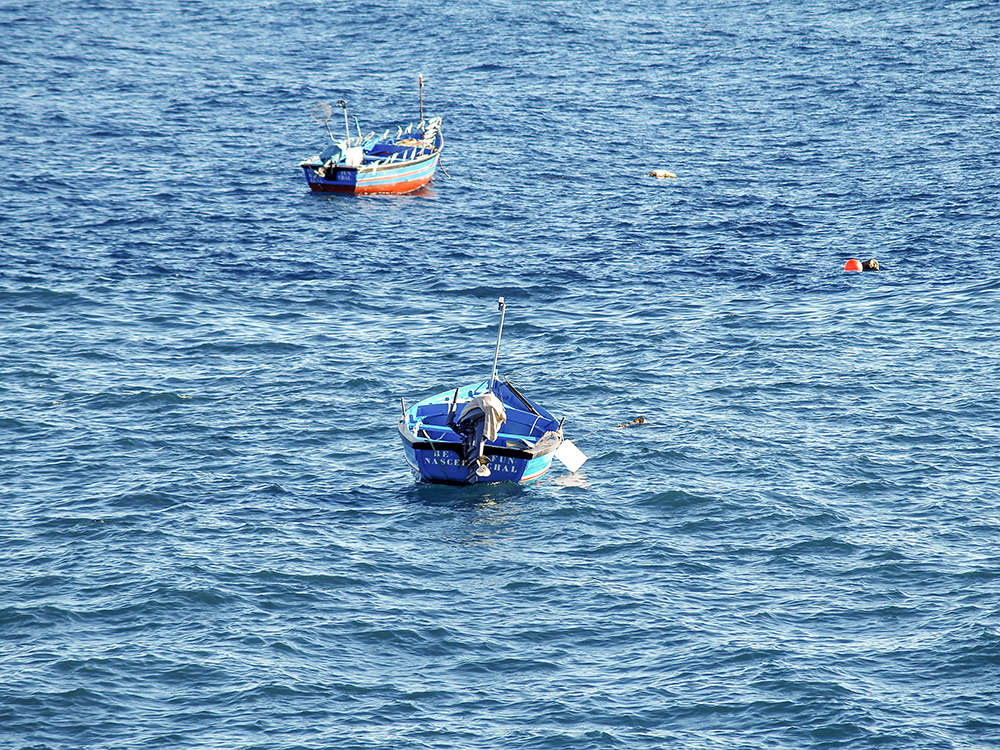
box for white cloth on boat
[458,392,507,442]
[344,146,363,167]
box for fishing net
[310,101,333,124]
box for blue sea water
[2,0,1000,748]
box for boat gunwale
[397,420,562,460]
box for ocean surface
[2,0,999,748]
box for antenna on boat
[336,100,350,145]
[419,74,424,125]
[490,297,506,390]
[310,102,335,141]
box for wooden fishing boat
[298,77,443,195]
[398,299,588,485]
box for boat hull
[398,379,564,485]
[399,427,559,485]
[302,151,440,195]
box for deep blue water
[2,1,1000,748]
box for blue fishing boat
[298,76,443,195]
[398,299,588,485]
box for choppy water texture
[3,1,1000,748]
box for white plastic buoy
[648,169,677,179]
[555,439,588,473]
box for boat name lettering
[430,451,519,467]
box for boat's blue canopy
[319,143,343,162]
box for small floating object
[648,169,677,179]
[398,298,587,485]
[844,258,863,272]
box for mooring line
[573,416,647,444]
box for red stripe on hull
[308,173,435,195]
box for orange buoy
[844,258,863,272]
